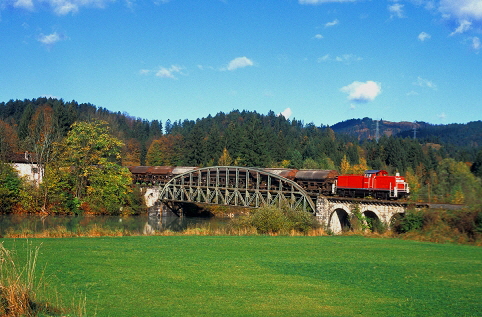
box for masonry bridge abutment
[315,197,410,234]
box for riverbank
[2,206,482,246]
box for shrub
[391,209,424,233]
[284,208,321,233]
[366,217,387,234]
[249,206,290,234]
[349,205,368,232]
[233,205,320,235]
[0,163,22,213]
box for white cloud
[7,0,115,15]
[317,54,331,62]
[388,3,405,18]
[317,54,362,64]
[139,69,150,75]
[437,112,447,120]
[418,32,431,41]
[472,36,481,50]
[450,19,472,36]
[299,0,357,4]
[314,34,324,39]
[414,76,437,90]
[439,0,482,21]
[38,32,64,45]
[335,54,362,63]
[155,65,184,79]
[279,108,292,119]
[325,19,339,27]
[439,1,482,39]
[226,56,254,71]
[53,1,78,14]
[13,0,34,10]
[340,81,382,103]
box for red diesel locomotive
[336,170,410,200]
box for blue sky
[1,0,481,126]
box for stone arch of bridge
[358,206,382,223]
[362,210,380,221]
[360,205,401,225]
[389,212,405,227]
[158,166,317,212]
[328,205,351,233]
[360,209,382,232]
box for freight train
[128,166,410,200]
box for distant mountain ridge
[331,117,482,148]
[330,118,430,140]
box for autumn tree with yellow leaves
[44,120,133,213]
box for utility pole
[375,119,380,143]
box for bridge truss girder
[159,166,316,213]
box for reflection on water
[0,212,230,236]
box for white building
[9,152,43,186]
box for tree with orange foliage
[122,138,142,166]
[0,120,19,160]
[146,134,183,166]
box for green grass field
[2,236,481,316]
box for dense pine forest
[1,97,482,213]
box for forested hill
[397,121,482,148]
[331,117,482,149]
[0,97,481,171]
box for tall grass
[0,242,56,316]
[0,242,87,316]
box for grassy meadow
[1,236,481,316]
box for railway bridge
[142,166,421,233]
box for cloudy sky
[1,0,481,126]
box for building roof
[7,152,39,164]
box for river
[0,212,230,236]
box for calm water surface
[0,213,230,235]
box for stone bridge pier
[315,197,407,234]
[144,187,161,208]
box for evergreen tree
[471,150,482,178]
[18,103,35,141]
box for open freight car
[294,169,338,195]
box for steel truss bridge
[159,166,316,214]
